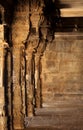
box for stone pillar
[25,38,39,117]
[35,41,46,108]
[0,41,7,130]
[11,0,30,128]
[26,50,34,117]
[12,45,24,129]
[0,25,8,130]
[25,0,45,117]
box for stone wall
[41,33,83,107]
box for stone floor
[24,100,83,130]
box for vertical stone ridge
[20,44,26,117]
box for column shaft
[13,46,24,129]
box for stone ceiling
[0,0,83,9]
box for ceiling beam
[60,8,83,17]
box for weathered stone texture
[41,35,83,107]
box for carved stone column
[0,41,8,130]
[25,37,39,117]
[25,0,45,117]
[26,50,34,117]
[11,0,30,128]
[35,41,46,108]
[12,45,24,129]
[0,25,9,130]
